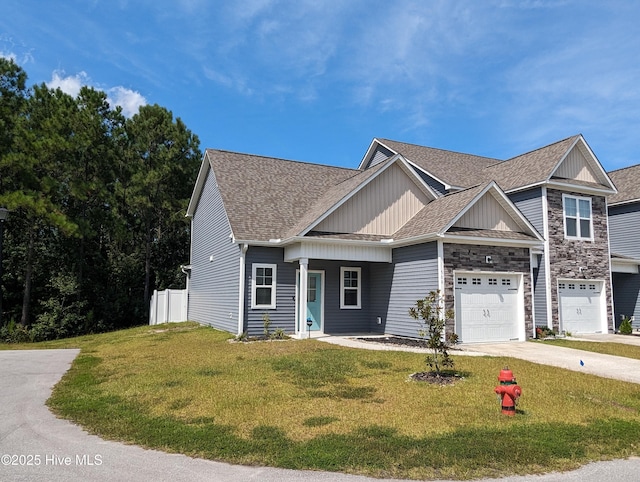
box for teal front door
[298,271,323,332]
[306,272,322,331]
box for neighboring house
[607,165,640,330]
[185,134,616,342]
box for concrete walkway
[319,334,640,384]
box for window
[563,194,592,240]
[251,264,276,309]
[472,278,482,285]
[457,277,467,285]
[502,279,511,286]
[489,278,497,285]
[340,267,361,309]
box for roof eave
[545,180,616,196]
[186,151,211,217]
[440,234,544,248]
[608,198,640,207]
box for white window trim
[340,267,361,309]
[251,263,277,309]
[562,194,594,241]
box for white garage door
[558,281,602,334]
[455,273,521,343]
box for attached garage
[454,272,524,343]
[558,280,604,334]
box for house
[607,165,640,331]
[185,134,617,342]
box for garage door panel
[455,274,521,343]
[559,281,602,333]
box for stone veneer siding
[443,243,534,339]
[546,189,614,332]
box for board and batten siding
[609,203,640,259]
[244,247,296,336]
[509,188,546,326]
[188,168,240,333]
[370,243,439,338]
[315,163,430,236]
[453,193,521,231]
[554,146,598,183]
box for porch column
[298,258,309,338]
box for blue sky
[2,0,640,171]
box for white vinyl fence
[149,289,188,325]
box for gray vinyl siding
[612,273,640,330]
[245,247,296,336]
[371,243,439,338]
[609,203,640,259]
[510,187,546,325]
[367,144,394,168]
[509,187,544,234]
[532,254,548,326]
[188,169,240,332]
[411,167,447,196]
[310,260,371,334]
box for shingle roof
[481,135,580,191]
[283,160,389,238]
[378,139,499,188]
[207,149,358,241]
[608,164,640,205]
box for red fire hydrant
[494,367,522,416]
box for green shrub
[409,290,455,375]
[619,316,633,335]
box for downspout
[238,244,248,336]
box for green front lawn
[6,323,640,480]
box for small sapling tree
[409,290,456,376]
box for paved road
[1,348,639,481]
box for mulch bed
[357,336,428,348]
[410,371,463,385]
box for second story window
[563,194,592,240]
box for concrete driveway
[324,334,640,384]
[1,347,640,482]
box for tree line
[0,58,201,341]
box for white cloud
[0,51,17,61]
[47,70,89,97]
[107,86,147,117]
[46,70,146,117]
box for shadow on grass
[49,356,640,480]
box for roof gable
[453,190,523,232]
[393,182,542,243]
[483,135,616,193]
[313,161,434,236]
[296,155,437,237]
